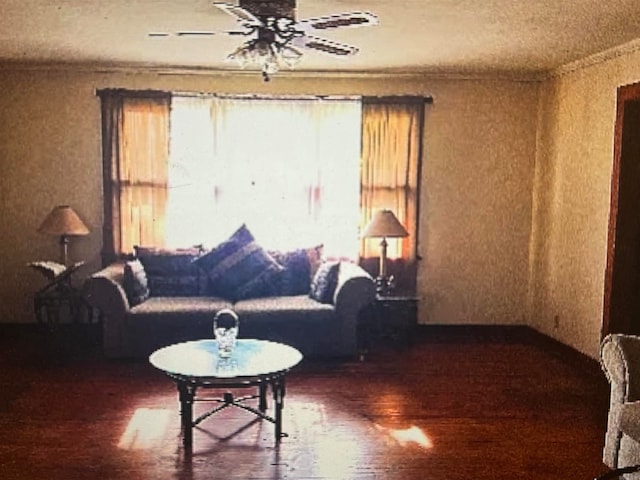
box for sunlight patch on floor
[314,437,362,480]
[375,424,433,449]
[118,408,172,450]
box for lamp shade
[38,205,89,237]
[362,209,408,238]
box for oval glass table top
[149,339,303,381]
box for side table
[34,284,86,326]
[360,294,418,356]
[29,261,93,328]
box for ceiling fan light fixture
[263,59,279,75]
[226,35,300,77]
[227,45,251,68]
[154,2,377,81]
[280,45,302,69]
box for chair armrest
[601,334,640,402]
[601,334,640,467]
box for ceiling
[2,0,640,77]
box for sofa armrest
[601,334,640,467]
[85,261,130,315]
[333,261,376,356]
[84,261,131,357]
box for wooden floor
[0,325,612,480]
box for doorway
[603,81,640,337]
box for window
[166,95,362,258]
[99,91,362,259]
[99,90,426,291]
[98,91,171,262]
[360,98,423,261]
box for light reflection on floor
[375,424,433,449]
[314,437,362,480]
[118,408,172,450]
[116,395,432,480]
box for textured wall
[529,50,640,358]
[0,68,539,328]
[420,80,539,325]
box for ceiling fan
[149,0,378,81]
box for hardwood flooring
[0,325,611,480]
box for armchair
[600,334,640,478]
[596,465,640,480]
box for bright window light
[166,96,361,258]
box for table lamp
[362,209,408,292]
[38,205,90,265]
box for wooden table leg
[271,376,285,442]
[259,382,267,412]
[178,382,195,449]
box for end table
[360,294,418,356]
[29,261,90,327]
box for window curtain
[166,95,362,258]
[98,90,171,263]
[359,97,425,292]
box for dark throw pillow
[134,246,206,296]
[268,245,323,296]
[194,224,284,301]
[123,259,150,306]
[309,261,340,304]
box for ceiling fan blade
[148,31,216,37]
[296,12,378,31]
[293,34,359,56]
[213,2,263,27]
[176,31,217,36]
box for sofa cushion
[234,295,335,317]
[309,261,340,304]
[234,296,337,354]
[194,224,284,301]
[127,296,234,355]
[128,296,233,322]
[135,246,206,296]
[234,295,336,331]
[123,259,150,306]
[268,245,323,296]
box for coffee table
[149,339,303,449]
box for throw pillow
[269,245,323,296]
[193,224,284,301]
[309,261,340,304]
[123,259,150,306]
[134,246,206,296]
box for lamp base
[375,275,395,296]
[59,235,70,266]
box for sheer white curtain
[166,96,361,259]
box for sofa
[85,225,376,359]
[600,334,640,478]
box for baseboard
[414,324,604,378]
[520,326,604,379]
[414,324,533,342]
